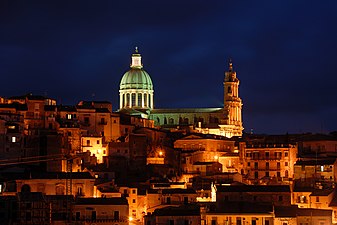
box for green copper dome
[120,68,153,90]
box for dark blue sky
[1,1,337,134]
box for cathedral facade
[118,49,243,138]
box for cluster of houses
[1,94,337,225]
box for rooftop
[216,184,290,193]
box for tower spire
[228,58,233,72]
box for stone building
[118,49,243,138]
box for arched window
[138,93,142,106]
[122,94,125,107]
[131,93,136,107]
[144,94,148,107]
[56,185,65,195]
[164,117,167,125]
[285,170,289,178]
[169,118,174,125]
[21,184,31,193]
[126,93,130,107]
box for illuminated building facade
[118,49,243,138]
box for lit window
[67,114,72,120]
[11,136,16,143]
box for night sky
[1,1,337,134]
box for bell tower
[223,60,243,136]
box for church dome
[120,68,153,90]
[119,48,154,110]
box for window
[138,93,142,106]
[114,211,119,220]
[266,162,269,170]
[254,171,258,179]
[86,140,90,146]
[247,162,250,167]
[265,151,270,158]
[131,93,136,107]
[92,211,96,220]
[26,212,31,221]
[316,196,320,202]
[211,220,216,225]
[76,212,80,220]
[132,189,136,194]
[132,199,136,203]
[11,136,16,143]
[236,217,241,225]
[84,117,89,124]
[265,172,269,177]
[77,187,83,196]
[97,140,100,144]
[277,162,280,169]
[285,162,288,166]
[144,94,148,107]
[284,151,289,157]
[254,162,258,169]
[277,172,281,177]
[184,196,188,204]
[252,219,256,225]
[166,197,171,204]
[26,202,32,209]
[126,93,130,106]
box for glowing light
[159,151,163,156]
[129,217,133,221]
[214,155,218,160]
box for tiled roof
[75,197,128,205]
[295,158,336,165]
[151,108,223,114]
[310,188,334,196]
[150,205,200,216]
[0,103,28,110]
[297,208,332,216]
[147,188,196,194]
[217,185,290,193]
[274,205,298,217]
[211,202,273,214]
[1,172,95,180]
[193,161,217,165]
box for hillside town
[1,51,337,225]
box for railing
[74,217,128,223]
[247,156,283,160]
[81,122,91,127]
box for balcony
[74,216,128,224]
[81,122,91,127]
[249,156,283,160]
